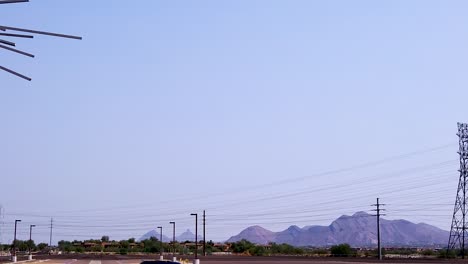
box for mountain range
[139,229,202,242]
[226,212,449,247]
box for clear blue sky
[1,0,467,244]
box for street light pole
[203,210,206,256]
[169,221,176,262]
[157,226,163,260]
[190,213,199,264]
[29,225,35,252]
[29,225,35,260]
[13,219,21,262]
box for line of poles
[10,219,37,262]
[8,202,386,263]
[7,211,208,263]
[155,210,206,264]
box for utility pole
[49,218,53,247]
[448,122,468,258]
[372,198,385,260]
[203,210,206,256]
[190,213,199,264]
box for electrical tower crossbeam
[448,123,468,258]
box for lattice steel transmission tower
[448,122,468,258]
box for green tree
[230,239,254,254]
[16,240,29,251]
[119,247,128,255]
[37,243,48,250]
[330,243,352,257]
[422,249,435,256]
[205,240,220,254]
[58,240,75,253]
[269,243,303,255]
[311,248,328,256]
[91,245,102,252]
[141,237,161,253]
[119,240,130,249]
[25,240,36,251]
[75,246,85,253]
[439,249,457,259]
[101,236,110,242]
[249,245,267,256]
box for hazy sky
[1,0,468,244]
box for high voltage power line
[5,142,455,217]
[4,170,455,218]
[1,142,458,242]
[4,164,455,223]
[6,155,457,218]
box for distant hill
[177,229,203,242]
[226,225,276,245]
[138,230,171,242]
[139,229,202,242]
[226,212,449,247]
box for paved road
[0,257,459,264]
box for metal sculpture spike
[1,0,81,81]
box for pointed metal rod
[0,25,81,40]
[0,39,15,46]
[0,0,28,4]
[0,32,33,38]
[0,43,34,57]
[0,65,31,81]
